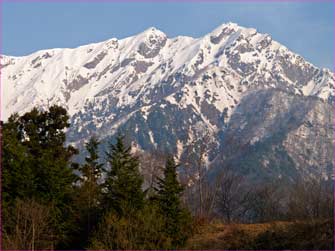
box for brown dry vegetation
[185,220,334,250]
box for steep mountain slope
[210,89,333,182]
[1,22,333,181]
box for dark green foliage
[156,156,193,248]
[70,136,104,249]
[15,106,78,204]
[90,137,175,249]
[2,113,194,249]
[104,135,144,216]
[79,136,104,199]
[90,140,193,250]
[2,106,78,248]
[2,115,36,206]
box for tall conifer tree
[71,136,104,249]
[156,156,191,247]
[104,135,144,216]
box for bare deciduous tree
[3,199,55,250]
[287,177,333,220]
[182,128,213,218]
[244,182,284,223]
[211,165,254,223]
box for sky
[1,1,334,70]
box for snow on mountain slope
[1,22,333,121]
[1,23,333,181]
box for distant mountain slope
[2,22,333,182]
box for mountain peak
[212,22,241,32]
[141,26,166,38]
[210,22,257,37]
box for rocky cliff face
[1,22,333,182]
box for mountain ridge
[2,22,333,182]
[2,22,333,120]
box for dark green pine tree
[79,136,104,202]
[1,115,36,211]
[104,135,144,216]
[18,105,78,204]
[2,105,79,248]
[156,156,192,248]
[72,136,104,249]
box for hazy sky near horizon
[2,1,334,70]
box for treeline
[183,166,333,223]
[1,106,191,250]
[1,105,333,250]
[179,134,333,224]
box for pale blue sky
[2,1,334,69]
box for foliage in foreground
[89,144,192,249]
[89,204,171,250]
[1,106,192,250]
[2,106,78,248]
[155,156,193,248]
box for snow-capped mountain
[1,22,333,182]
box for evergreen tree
[2,115,36,215]
[156,156,192,248]
[2,106,79,248]
[17,105,78,204]
[79,136,104,210]
[104,135,144,216]
[73,136,104,248]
